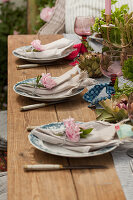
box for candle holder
[105,14,111,26]
[100,12,133,66]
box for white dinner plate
[28,122,118,158]
[13,46,73,63]
[13,78,84,102]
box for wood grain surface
[8,35,125,200]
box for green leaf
[115,109,128,122]
[111,0,118,5]
[80,128,93,138]
[96,110,114,121]
[36,75,42,87]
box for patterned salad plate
[13,78,84,102]
[13,46,73,63]
[28,122,118,158]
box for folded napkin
[16,67,97,99]
[31,121,121,153]
[15,38,74,59]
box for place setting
[13,66,97,111]
[13,37,75,65]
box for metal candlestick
[105,14,111,26]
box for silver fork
[129,159,133,173]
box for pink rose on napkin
[63,118,80,142]
[31,40,43,51]
[41,73,56,89]
[40,7,55,22]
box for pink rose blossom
[63,118,80,142]
[13,30,19,35]
[31,39,43,51]
[40,7,55,22]
[41,73,56,89]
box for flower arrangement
[114,77,133,98]
[63,118,93,142]
[0,0,27,110]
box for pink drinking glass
[100,51,123,85]
[74,16,95,53]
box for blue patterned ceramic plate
[13,46,73,63]
[28,122,118,158]
[13,78,84,102]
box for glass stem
[80,36,88,54]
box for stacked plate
[13,77,84,102]
[28,122,118,158]
[13,46,73,64]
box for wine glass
[74,16,95,54]
[100,51,123,85]
[126,93,133,158]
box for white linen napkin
[16,67,97,99]
[31,121,121,153]
[15,38,74,59]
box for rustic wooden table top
[8,35,125,200]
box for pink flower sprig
[36,73,56,89]
[31,40,43,51]
[63,118,81,142]
[63,118,93,142]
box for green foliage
[0,1,27,110]
[111,0,118,5]
[35,0,56,32]
[114,77,119,92]
[36,75,42,88]
[114,77,133,98]
[93,3,129,32]
[122,57,133,81]
[80,128,93,138]
[92,2,129,46]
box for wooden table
[8,35,126,200]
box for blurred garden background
[0,0,55,110]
